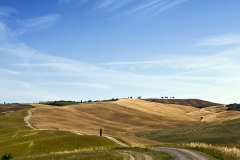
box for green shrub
[227,103,240,111]
[1,153,14,160]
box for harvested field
[144,98,222,108]
[0,104,34,114]
[30,99,240,146]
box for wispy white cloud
[0,80,61,103]
[112,0,132,10]
[57,0,188,23]
[148,0,187,18]
[0,12,61,40]
[195,34,240,46]
[0,42,112,102]
[107,0,133,11]
[0,68,20,75]
[0,7,16,40]
[13,62,96,72]
[0,80,31,88]
[0,21,9,41]
[0,3,239,104]
[103,0,188,23]
[100,50,240,72]
[0,43,100,73]
[124,0,163,15]
[41,82,110,89]
[58,0,71,3]
[99,0,116,9]
[0,7,17,17]
[58,0,89,4]
[12,14,61,36]
[1,30,240,103]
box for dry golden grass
[184,142,240,158]
[30,99,240,146]
[186,105,240,122]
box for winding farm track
[24,109,129,147]
[24,99,240,159]
[106,136,129,147]
[24,109,209,160]
[153,147,209,160]
[123,152,153,160]
[24,110,37,130]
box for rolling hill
[0,109,118,158]
[143,98,222,108]
[30,99,240,146]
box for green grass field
[0,109,118,158]
[14,148,173,160]
[0,109,174,159]
[137,118,240,145]
[137,118,240,160]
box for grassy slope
[0,109,117,158]
[4,100,238,159]
[0,108,173,160]
[137,118,240,160]
[15,148,173,160]
[137,118,240,145]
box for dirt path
[25,109,210,160]
[122,152,153,160]
[24,110,37,130]
[106,136,129,147]
[24,109,129,147]
[153,147,209,160]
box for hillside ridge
[143,98,222,108]
[28,99,240,146]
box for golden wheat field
[30,99,240,146]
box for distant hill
[0,103,34,114]
[143,98,222,108]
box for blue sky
[0,0,240,104]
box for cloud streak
[100,50,240,72]
[12,14,61,36]
[195,34,240,46]
[1,40,240,103]
[41,82,110,89]
[148,0,187,18]
[0,10,61,40]
[100,0,188,23]
[99,0,133,11]
[58,0,71,3]
[0,7,17,17]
